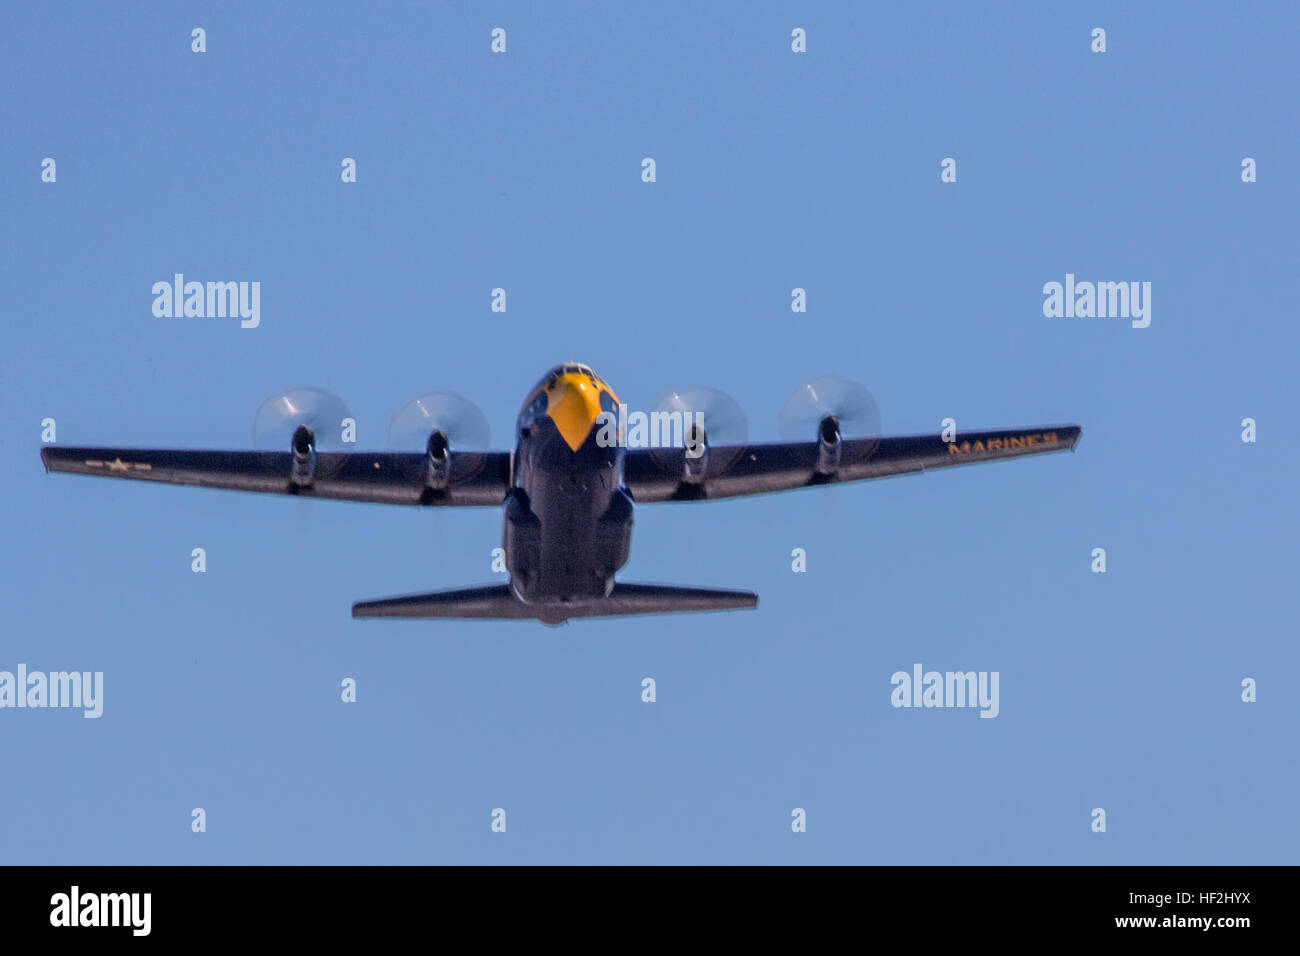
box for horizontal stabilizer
[353,585,531,619]
[600,583,758,618]
[352,582,758,624]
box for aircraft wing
[622,425,1081,503]
[39,446,512,506]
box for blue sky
[1,2,1296,864]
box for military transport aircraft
[40,364,1081,624]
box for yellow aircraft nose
[546,373,604,452]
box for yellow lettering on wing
[948,432,1060,455]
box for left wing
[623,425,1081,503]
[40,446,512,506]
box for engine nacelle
[814,415,841,475]
[683,422,708,484]
[290,425,316,486]
[426,430,451,489]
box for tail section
[352,582,757,624]
[352,585,532,620]
[601,583,757,618]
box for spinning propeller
[647,385,749,480]
[252,387,355,480]
[778,375,882,468]
[386,391,491,452]
[387,391,492,489]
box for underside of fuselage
[347,363,759,624]
[506,407,631,606]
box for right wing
[623,425,1081,502]
[40,446,512,507]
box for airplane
[39,364,1081,624]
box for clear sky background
[2,2,1296,864]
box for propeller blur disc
[252,387,355,475]
[386,391,491,452]
[779,376,882,461]
[647,385,749,473]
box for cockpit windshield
[532,363,601,393]
[519,363,618,432]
